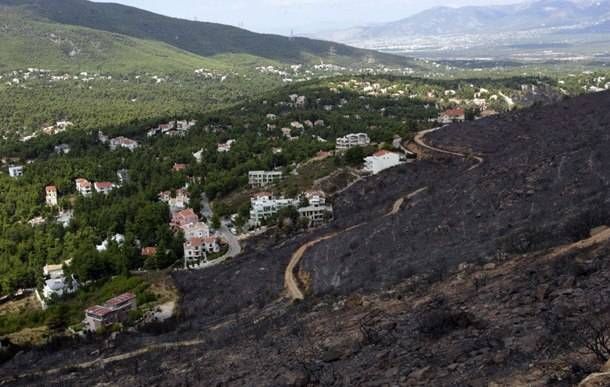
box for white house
[96,234,125,252]
[336,133,370,150]
[249,193,298,227]
[8,165,24,178]
[45,185,58,207]
[248,170,284,188]
[183,236,220,261]
[364,150,403,175]
[54,144,71,155]
[181,222,211,239]
[75,178,92,196]
[109,136,139,151]
[217,139,236,153]
[94,181,114,195]
[42,259,78,300]
[438,108,466,124]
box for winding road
[284,125,485,301]
[413,126,484,170]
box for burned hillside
[2,91,610,386]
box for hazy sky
[92,0,522,35]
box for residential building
[183,236,220,261]
[94,181,114,195]
[248,170,284,188]
[193,149,204,163]
[141,247,158,257]
[181,222,210,239]
[8,165,23,178]
[364,150,403,175]
[54,144,71,155]
[336,133,370,150]
[176,120,196,131]
[96,234,126,252]
[249,193,298,227]
[75,178,92,196]
[116,169,129,184]
[173,163,188,172]
[42,259,78,300]
[109,136,139,151]
[171,208,199,228]
[217,139,236,153]
[84,292,137,332]
[45,185,58,206]
[159,189,190,212]
[298,191,333,227]
[438,108,466,124]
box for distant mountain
[0,9,228,73]
[0,0,410,67]
[316,0,610,43]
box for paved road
[200,194,242,262]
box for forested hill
[0,0,410,66]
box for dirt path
[413,127,484,170]
[285,187,429,300]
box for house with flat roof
[364,150,403,175]
[248,171,284,188]
[8,165,23,178]
[336,133,370,151]
[84,292,137,332]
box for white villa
[336,133,370,150]
[75,178,92,196]
[109,136,139,151]
[217,139,236,153]
[45,185,58,207]
[183,236,220,261]
[8,165,24,178]
[249,193,298,227]
[42,259,78,300]
[364,150,403,175]
[248,170,284,188]
[182,222,211,240]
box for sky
[92,0,523,35]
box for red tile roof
[94,181,114,190]
[141,247,157,257]
[45,185,57,193]
[373,150,393,157]
[443,108,465,117]
[86,305,114,318]
[104,292,136,308]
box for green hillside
[0,0,411,66]
[0,10,238,73]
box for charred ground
[2,92,610,386]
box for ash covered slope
[3,92,610,386]
[303,91,610,296]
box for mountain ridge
[0,0,411,66]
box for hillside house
[298,191,333,226]
[109,136,139,151]
[117,169,129,184]
[336,133,370,150]
[173,163,188,172]
[364,150,404,175]
[96,234,125,252]
[45,185,58,207]
[75,178,92,196]
[42,259,78,300]
[183,236,220,261]
[54,144,71,155]
[193,149,204,163]
[249,193,298,227]
[8,165,23,178]
[181,222,211,239]
[141,247,158,257]
[85,292,137,332]
[438,108,465,124]
[248,170,284,188]
[159,189,190,212]
[94,182,114,195]
[217,139,236,153]
[171,208,199,228]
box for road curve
[413,126,484,170]
[284,187,429,301]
